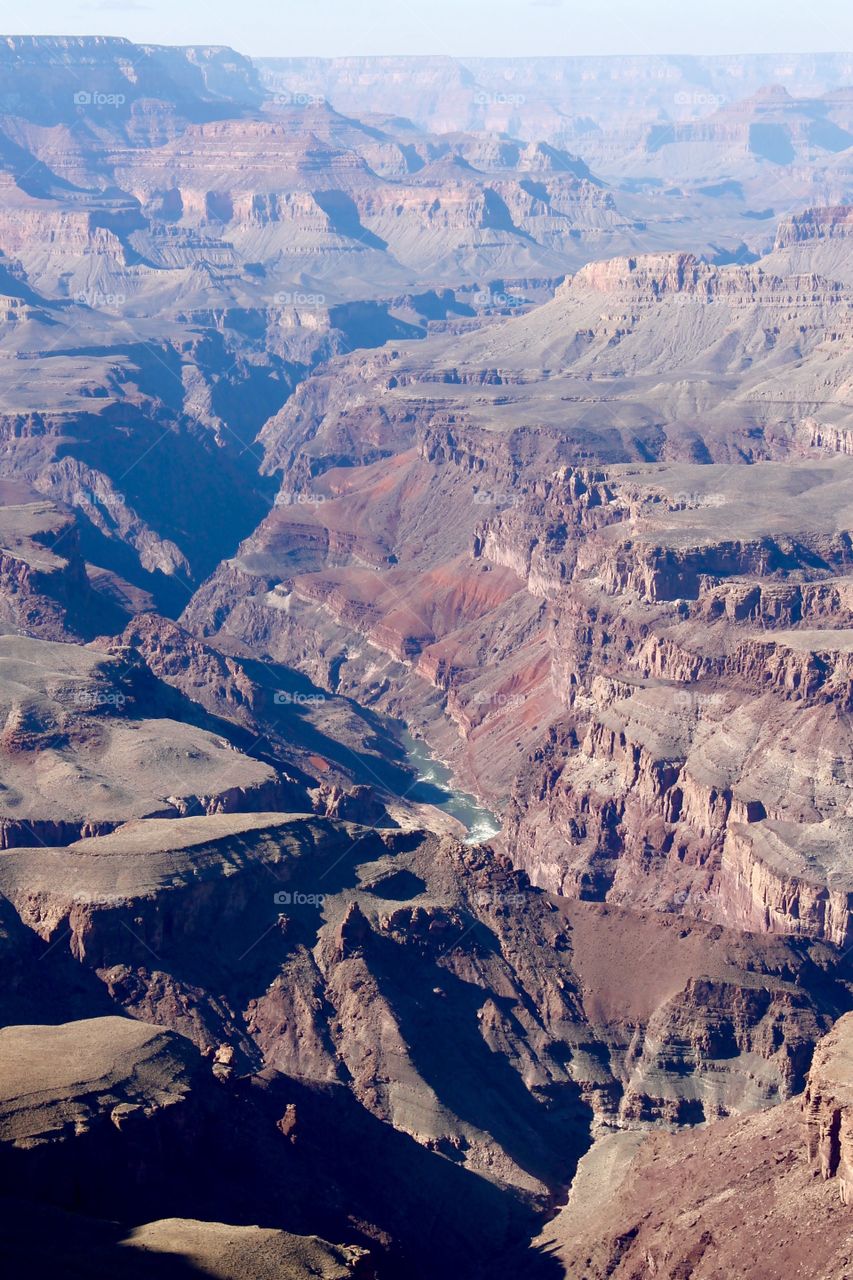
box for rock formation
[538,1012,853,1278]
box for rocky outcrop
[798,417,853,456]
[775,205,853,249]
[804,1013,853,1204]
[0,634,292,846]
[0,1017,198,1148]
[119,1219,371,1280]
[720,820,852,949]
[537,1013,853,1279]
[0,1017,206,1220]
[0,488,123,639]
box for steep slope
[183,215,853,961]
[537,1011,853,1279]
[0,809,843,1275]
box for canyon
[0,32,850,1280]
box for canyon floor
[0,35,851,1279]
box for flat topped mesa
[0,1016,198,1146]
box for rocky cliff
[539,1012,853,1278]
[165,234,853,1082]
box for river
[398,729,502,845]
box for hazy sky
[2,0,851,58]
